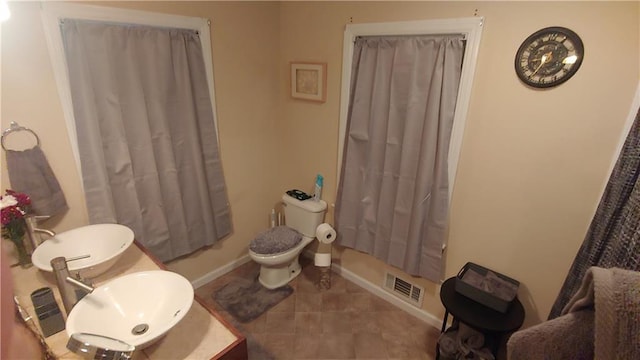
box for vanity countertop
[10,242,247,360]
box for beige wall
[2,1,639,328]
[277,1,639,327]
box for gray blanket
[507,267,640,360]
[6,147,68,216]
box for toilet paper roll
[315,223,336,244]
[314,252,331,267]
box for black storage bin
[454,262,519,313]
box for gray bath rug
[213,277,293,323]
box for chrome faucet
[24,215,56,253]
[50,257,94,314]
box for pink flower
[5,189,31,208]
[1,190,31,240]
[1,205,23,226]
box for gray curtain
[549,107,640,319]
[61,19,231,262]
[335,35,465,282]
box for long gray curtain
[61,20,231,262]
[549,107,640,318]
[335,35,465,282]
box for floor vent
[383,272,424,307]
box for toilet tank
[282,194,327,237]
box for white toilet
[249,193,327,289]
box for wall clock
[515,26,584,88]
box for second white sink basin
[66,270,194,349]
[31,223,134,278]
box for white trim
[191,254,252,289]
[609,82,640,174]
[301,250,442,328]
[40,2,219,185]
[337,17,484,201]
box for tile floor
[195,257,441,360]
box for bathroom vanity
[10,242,248,359]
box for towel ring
[1,121,41,151]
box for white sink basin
[31,224,134,278]
[66,270,194,349]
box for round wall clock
[515,26,584,88]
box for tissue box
[454,262,520,313]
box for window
[41,3,230,261]
[338,17,484,199]
[41,2,218,180]
[335,18,484,281]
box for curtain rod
[355,33,467,40]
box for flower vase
[2,190,35,268]
[4,219,32,268]
[12,234,32,268]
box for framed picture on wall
[290,62,327,103]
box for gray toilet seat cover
[250,226,303,255]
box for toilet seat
[250,226,302,255]
[248,235,315,289]
[248,192,327,289]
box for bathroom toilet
[249,193,327,289]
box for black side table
[436,277,525,359]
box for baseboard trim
[191,254,252,289]
[302,250,442,329]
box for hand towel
[5,147,68,216]
[438,329,460,358]
[458,322,485,349]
